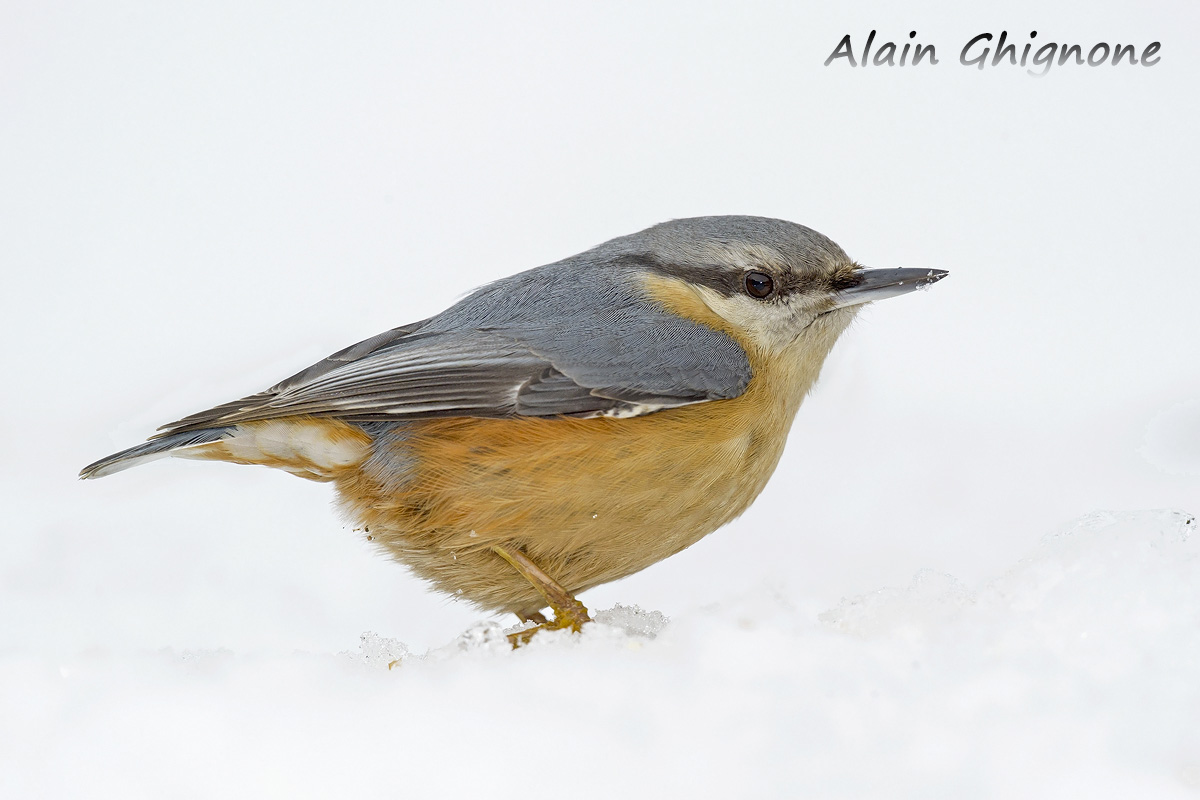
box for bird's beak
[829,267,949,309]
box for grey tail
[79,427,234,480]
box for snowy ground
[4,509,1196,798]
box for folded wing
[158,315,751,436]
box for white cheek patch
[692,287,812,352]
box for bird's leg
[492,544,590,646]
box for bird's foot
[493,544,592,648]
[507,595,591,647]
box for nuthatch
[82,216,947,641]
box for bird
[81,215,947,642]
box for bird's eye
[744,271,775,299]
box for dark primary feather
[80,427,235,479]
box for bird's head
[629,215,947,357]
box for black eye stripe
[744,271,775,299]
[638,256,809,299]
[629,256,742,296]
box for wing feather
[158,331,634,434]
[157,264,752,436]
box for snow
[3,510,1196,798]
[1143,400,1200,478]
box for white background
[3,2,1198,797]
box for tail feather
[80,427,234,480]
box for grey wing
[158,314,751,435]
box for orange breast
[337,399,788,612]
